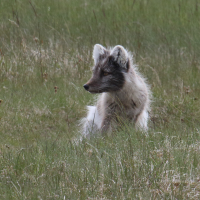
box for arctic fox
[81,44,151,137]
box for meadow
[1,0,200,199]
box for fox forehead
[93,56,115,72]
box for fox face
[84,44,130,93]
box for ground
[0,0,200,199]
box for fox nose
[83,84,89,91]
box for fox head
[83,44,130,93]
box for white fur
[86,106,102,129]
[93,44,107,65]
[135,110,148,131]
[82,106,103,138]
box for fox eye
[103,72,109,76]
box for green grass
[1,0,200,199]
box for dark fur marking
[131,100,136,108]
[86,54,127,93]
[117,50,120,57]
[98,51,109,61]
[126,59,130,72]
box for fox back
[82,44,151,138]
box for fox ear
[93,44,107,64]
[110,45,128,68]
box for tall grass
[1,0,200,199]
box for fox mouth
[88,90,103,94]
[88,91,96,94]
[83,84,104,93]
[86,87,120,94]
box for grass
[1,0,200,199]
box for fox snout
[83,84,89,91]
[83,79,100,93]
[83,76,100,93]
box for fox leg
[101,103,116,135]
[101,115,112,135]
[83,106,102,137]
[135,109,148,131]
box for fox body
[81,44,151,137]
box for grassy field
[1,0,200,199]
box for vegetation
[0,0,200,199]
